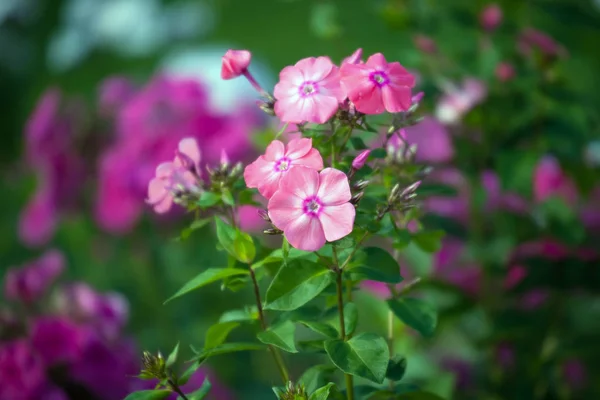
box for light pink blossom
[147,137,202,214]
[268,167,355,251]
[274,56,345,124]
[221,49,252,80]
[244,138,323,199]
[435,79,487,124]
[340,53,415,114]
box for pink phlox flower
[340,53,415,115]
[274,56,345,124]
[504,265,528,290]
[244,138,324,199]
[147,138,202,214]
[352,150,371,170]
[268,167,355,251]
[402,117,454,163]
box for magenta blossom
[495,62,515,82]
[98,76,136,115]
[413,35,438,54]
[30,316,85,365]
[0,340,47,400]
[402,117,454,163]
[244,138,324,199]
[268,167,355,251]
[518,28,567,58]
[147,137,203,214]
[274,56,345,124]
[533,156,577,205]
[4,249,65,304]
[480,4,502,31]
[504,265,527,290]
[352,150,371,170]
[18,175,57,248]
[340,53,415,114]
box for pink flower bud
[495,62,515,82]
[480,4,502,32]
[221,49,252,80]
[411,91,424,104]
[220,149,230,167]
[342,48,363,65]
[413,34,437,54]
[352,150,371,170]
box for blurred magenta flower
[30,316,85,365]
[435,79,487,125]
[495,62,515,82]
[274,57,345,124]
[562,358,587,390]
[518,28,567,58]
[503,265,527,290]
[434,239,481,296]
[495,342,515,369]
[18,177,57,247]
[98,76,137,115]
[0,340,47,400]
[533,156,577,205]
[4,249,65,304]
[440,357,473,391]
[402,117,454,163]
[480,4,502,32]
[520,289,549,310]
[95,75,260,233]
[424,168,470,222]
[238,205,267,233]
[412,34,438,54]
[340,53,415,114]
[480,170,528,213]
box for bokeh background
[1,0,600,399]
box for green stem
[248,266,290,383]
[341,231,371,269]
[168,379,189,400]
[335,267,354,400]
[387,310,395,391]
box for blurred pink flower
[0,340,47,400]
[495,62,515,82]
[580,187,600,230]
[238,205,266,233]
[274,56,345,124]
[98,76,136,115]
[533,156,578,205]
[495,342,515,369]
[4,249,65,304]
[504,265,527,290]
[30,316,85,365]
[424,168,470,222]
[244,138,323,199]
[518,28,567,58]
[268,167,355,251]
[18,175,57,247]
[480,170,528,213]
[520,289,549,310]
[340,53,415,114]
[562,358,587,390]
[413,34,438,54]
[435,79,487,125]
[434,239,481,296]
[480,4,502,31]
[402,117,454,163]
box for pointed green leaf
[297,339,326,353]
[257,320,297,353]
[205,322,240,349]
[265,260,335,311]
[348,247,403,284]
[180,378,211,400]
[197,192,221,207]
[178,218,211,241]
[215,218,256,263]
[221,189,234,205]
[178,361,200,385]
[343,303,357,336]
[219,307,257,323]
[387,297,437,338]
[309,383,336,400]
[299,365,336,394]
[251,248,315,270]
[300,321,339,338]
[411,231,445,253]
[195,342,266,363]
[166,342,180,367]
[325,333,389,383]
[165,268,249,304]
[386,355,407,381]
[123,390,172,400]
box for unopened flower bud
[388,183,402,203]
[141,350,166,379]
[221,50,251,80]
[350,192,364,206]
[495,62,515,82]
[352,150,371,170]
[342,48,363,65]
[401,181,421,198]
[257,99,276,116]
[353,180,370,191]
[229,162,243,179]
[220,150,230,168]
[411,91,424,104]
[263,228,283,235]
[480,4,502,32]
[413,34,437,54]
[258,209,270,222]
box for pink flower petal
[279,166,320,199]
[268,191,305,231]
[366,53,388,69]
[319,203,356,242]
[317,168,352,205]
[277,66,304,87]
[381,85,412,113]
[310,94,340,124]
[155,162,174,178]
[293,148,324,170]
[284,214,326,251]
[178,137,201,171]
[243,156,279,198]
[264,140,286,161]
[285,138,313,160]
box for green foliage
[411,231,445,254]
[257,320,298,353]
[300,321,339,338]
[386,355,407,381]
[299,365,336,394]
[193,342,266,363]
[182,379,211,400]
[265,260,335,311]
[166,342,180,368]
[215,218,256,263]
[348,247,404,284]
[123,390,173,400]
[309,383,337,400]
[204,322,240,349]
[164,268,249,304]
[325,333,390,383]
[387,298,438,338]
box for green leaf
[331,236,355,249]
[298,339,326,353]
[371,148,387,158]
[387,297,437,338]
[299,365,335,394]
[348,247,403,284]
[252,248,315,270]
[181,378,211,400]
[309,383,336,400]
[221,189,234,206]
[386,355,407,381]
[325,333,389,383]
[178,361,200,385]
[265,260,335,311]
[166,342,180,367]
[257,320,297,353]
[205,322,240,349]
[343,302,358,336]
[123,390,172,400]
[215,217,256,263]
[396,392,445,400]
[415,184,458,197]
[197,192,221,207]
[165,268,249,304]
[179,218,211,241]
[411,230,445,253]
[219,307,257,323]
[194,342,266,363]
[350,137,368,150]
[300,321,339,338]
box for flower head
[480,4,502,31]
[274,56,345,124]
[221,49,252,80]
[340,53,415,115]
[533,156,577,205]
[0,340,47,400]
[31,316,85,365]
[4,250,65,304]
[268,167,355,251]
[244,138,323,199]
[413,35,438,54]
[147,137,203,214]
